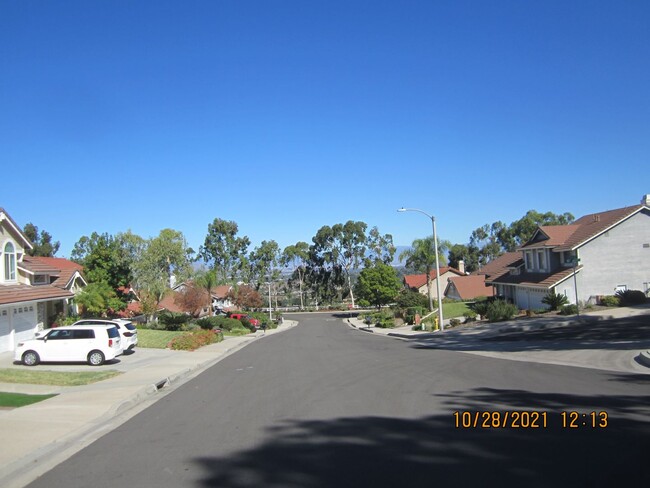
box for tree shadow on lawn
[193,388,649,488]
[412,315,650,353]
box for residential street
[26,313,650,488]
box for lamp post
[398,207,445,331]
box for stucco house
[0,208,78,353]
[445,274,494,301]
[403,267,465,301]
[486,195,650,310]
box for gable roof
[446,275,494,300]
[521,204,647,252]
[0,208,33,250]
[19,256,86,290]
[486,265,582,289]
[403,267,464,289]
[0,283,74,306]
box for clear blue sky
[2,1,648,258]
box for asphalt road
[27,313,650,488]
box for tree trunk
[426,270,434,312]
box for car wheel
[87,350,105,366]
[22,350,40,366]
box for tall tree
[354,262,402,309]
[399,236,448,312]
[23,223,60,257]
[132,229,193,304]
[248,240,280,289]
[199,218,250,283]
[71,232,133,289]
[194,269,218,316]
[281,242,310,309]
[310,221,368,308]
[364,226,396,266]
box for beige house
[403,266,465,300]
[0,208,78,353]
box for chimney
[642,194,650,206]
[458,260,466,274]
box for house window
[4,242,16,281]
[33,274,47,285]
[537,250,546,271]
[525,252,533,270]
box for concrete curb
[637,351,650,368]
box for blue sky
[1,1,648,259]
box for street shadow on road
[411,315,650,353]
[193,387,649,488]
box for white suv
[15,324,122,366]
[73,319,138,352]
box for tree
[364,226,396,266]
[23,223,60,257]
[175,284,209,318]
[281,242,309,309]
[354,262,402,309]
[132,229,194,304]
[228,285,263,309]
[310,221,368,308]
[76,282,125,317]
[194,270,218,316]
[71,232,133,290]
[199,218,250,283]
[247,240,280,289]
[399,236,448,312]
[509,210,575,248]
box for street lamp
[398,207,445,331]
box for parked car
[15,324,122,366]
[72,319,138,352]
[228,313,260,329]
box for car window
[72,329,95,339]
[122,322,136,331]
[48,329,72,340]
[106,327,120,338]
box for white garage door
[13,304,38,348]
[0,308,11,353]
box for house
[403,267,465,301]
[445,275,494,301]
[157,282,234,317]
[486,195,650,310]
[0,208,76,353]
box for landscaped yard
[442,301,472,318]
[0,369,121,386]
[136,329,187,348]
[0,391,57,408]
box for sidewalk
[347,305,650,375]
[0,320,298,488]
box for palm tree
[195,270,218,317]
[400,237,449,312]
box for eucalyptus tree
[194,269,218,316]
[364,226,396,266]
[281,241,310,309]
[132,229,194,304]
[248,240,280,289]
[199,218,250,283]
[399,236,449,312]
[310,220,367,308]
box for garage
[13,303,38,348]
[0,308,10,353]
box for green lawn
[136,329,186,348]
[0,391,58,408]
[442,301,472,318]
[0,369,121,386]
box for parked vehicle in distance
[15,324,122,366]
[72,318,138,352]
[228,313,260,328]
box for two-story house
[486,196,650,310]
[0,208,77,353]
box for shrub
[541,291,569,311]
[469,299,490,317]
[449,318,461,327]
[485,300,518,322]
[167,330,223,351]
[395,289,429,310]
[600,295,620,307]
[616,290,648,306]
[560,304,579,315]
[158,311,190,331]
[405,307,426,325]
[463,310,477,323]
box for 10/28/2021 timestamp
[453,411,609,429]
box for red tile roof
[0,284,74,306]
[474,252,522,278]
[19,256,85,290]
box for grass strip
[0,391,58,408]
[0,369,122,386]
[136,329,186,348]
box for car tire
[87,350,105,366]
[22,350,40,366]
